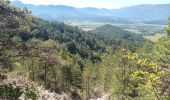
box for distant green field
[144,34,166,42]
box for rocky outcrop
[90,94,110,100]
[5,72,72,100]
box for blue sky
[11,0,170,9]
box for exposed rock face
[36,90,70,100]
[4,72,109,100]
[90,94,110,100]
[5,72,72,100]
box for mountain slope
[78,7,112,16]
[1,1,160,100]
[91,24,147,51]
[11,1,170,23]
[112,4,170,20]
[91,24,131,37]
[92,24,144,40]
[11,1,87,21]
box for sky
[10,0,170,9]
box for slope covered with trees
[0,0,170,100]
[91,24,145,41]
[91,24,147,51]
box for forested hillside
[91,24,146,42]
[91,24,147,52]
[0,0,170,100]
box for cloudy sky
[10,0,170,9]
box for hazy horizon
[10,0,170,9]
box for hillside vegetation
[91,24,146,41]
[0,0,170,100]
[91,24,147,51]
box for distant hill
[111,4,170,20]
[11,1,86,21]
[78,7,112,16]
[11,1,170,24]
[11,1,132,23]
[91,24,146,43]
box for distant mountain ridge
[11,1,170,23]
[111,4,170,20]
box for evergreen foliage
[0,1,170,99]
